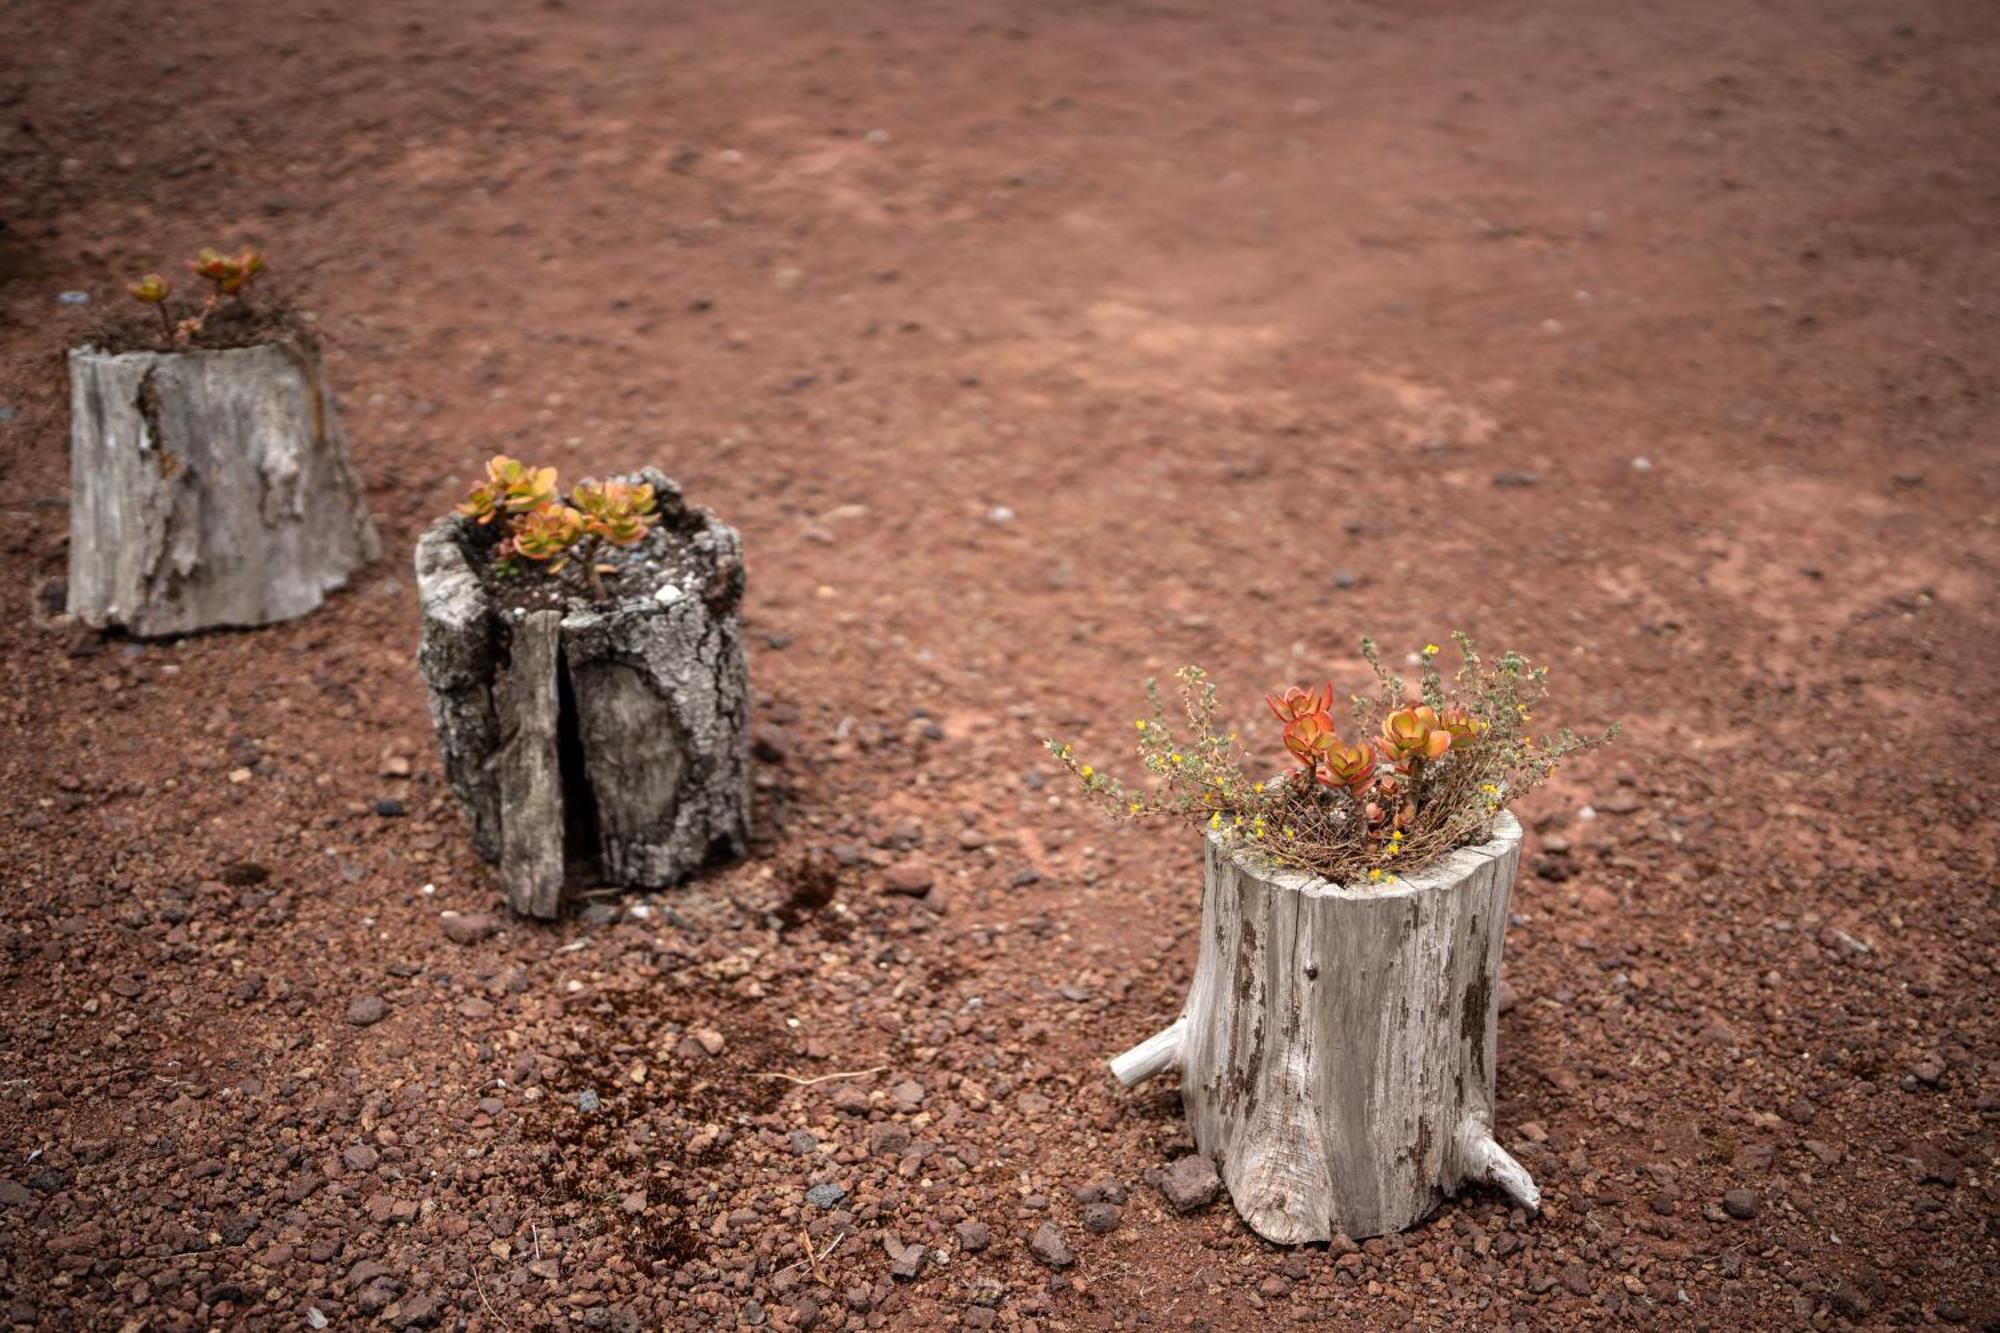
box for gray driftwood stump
[415,469,750,918]
[67,342,379,637]
[1110,812,1538,1243]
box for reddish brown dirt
[2,1,1997,1329]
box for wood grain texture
[1110,1016,1185,1087]
[67,343,378,637]
[494,611,565,918]
[415,524,504,861]
[414,470,750,916]
[1171,812,1527,1243]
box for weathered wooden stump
[67,342,379,637]
[1110,812,1539,1243]
[415,469,750,918]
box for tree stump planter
[1110,811,1539,1243]
[415,469,750,919]
[67,342,379,637]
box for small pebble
[1028,1220,1073,1269]
[439,913,497,945]
[887,1240,925,1279]
[883,863,936,895]
[1159,1155,1222,1212]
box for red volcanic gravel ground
[1,1,1997,1329]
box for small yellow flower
[1080,765,1094,779]
[1130,801,1143,815]
[1368,868,1385,882]
[1252,782,1265,793]
[1424,643,1440,656]
[1135,720,1147,731]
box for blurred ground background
[1,0,1996,1328]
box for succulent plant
[457,456,663,601]
[190,246,267,297]
[1378,705,1453,762]
[503,503,586,567]
[573,478,659,546]
[124,245,272,346]
[1048,638,1616,885]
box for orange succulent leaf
[1440,705,1486,745]
[482,456,558,513]
[128,273,171,304]
[574,478,659,546]
[1317,739,1377,793]
[1379,705,1452,760]
[190,248,234,281]
[1282,712,1341,767]
[1266,684,1335,724]
[508,504,585,561]
[456,481,503,524]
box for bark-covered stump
[415,470,750,918]
[67,342,379,637]
[1110,812,1538,1243]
